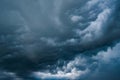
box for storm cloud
[0,0,120,80]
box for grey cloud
[32,42,120,80]
[0,0,120,80]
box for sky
[0,0,120,80]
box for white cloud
[34,68,89,79]
[33,56,90,79]
[33,41,120,79]
[71,15,83,22]
[85,0,99,10]
[77,8,112,43]
[71,0,116,45]
[93,42,120,62]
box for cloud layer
[0,0,120,80]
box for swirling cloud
[0,0,120,80]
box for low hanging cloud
[0,0,120,80]
[33,42,120,80]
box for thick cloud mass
[0,0,120,80]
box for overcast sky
[0,0,120,80]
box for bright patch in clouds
[71,15,83,22]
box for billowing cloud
[33,56,89,79]
[33,42,120,80]
[0,0,120,80]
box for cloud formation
[33,42,120,80]
[0,0,120,80]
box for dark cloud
[33,42,120,80]
[0,0,120,80]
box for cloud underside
[33,42,120,80]
[0,0,120,80]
